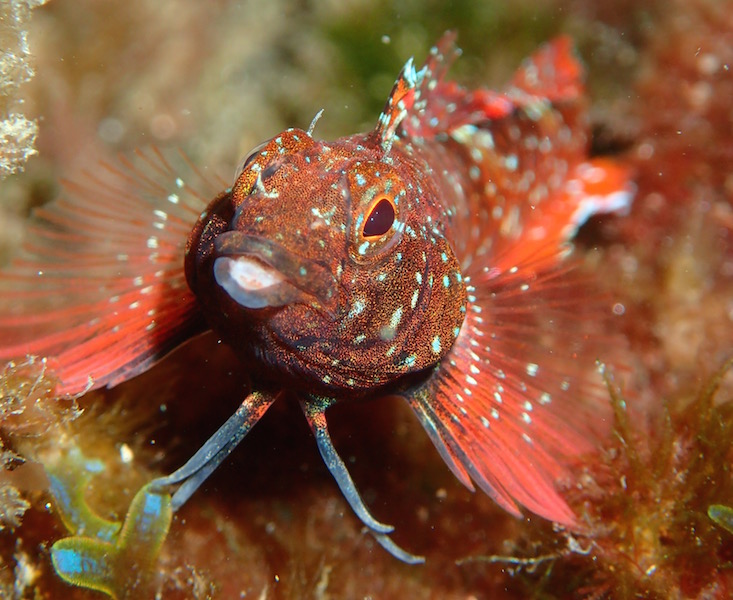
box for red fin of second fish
[0,149,220,396]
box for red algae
[0,0,732,598]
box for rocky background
[1,0,732,598]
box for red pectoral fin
[0,148,224,396]
[403,260,625,526]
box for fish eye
[363,196,396,238]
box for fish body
[0,34,632,560]
[187,128,466,394]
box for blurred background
[1,0,732,598]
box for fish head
[186,128,466,394]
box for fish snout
[213,232,338,314]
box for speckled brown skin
[187,128,465,396]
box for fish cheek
[341,233,465,384]
[185,190,234,297]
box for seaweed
[459,359,733,599]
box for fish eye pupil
[363,197,395,238]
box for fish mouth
[213,231,338,313]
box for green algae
[48,449,172,599]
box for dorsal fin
[510,35,583,102]
[380,34,586,148]
[379,32,516,144]
[373,56,426,152]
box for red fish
[0,34,632,562]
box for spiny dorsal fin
[374,56,427,152]
[510,35,583,102]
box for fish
[0,33,633,563]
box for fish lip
[213,231,338,312]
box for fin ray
[403,248,624,525]
[0,148,223,395]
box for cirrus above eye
[363,197,396,237]
[233,140,269,182]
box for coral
[45,447,123,542]
[0,483,29,530]
[458,359,733,599]
[709,504,733,536]
[36,444,173,598]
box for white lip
[214,256,287,309]
[225,255,284,290]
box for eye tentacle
[233,140,269,183]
